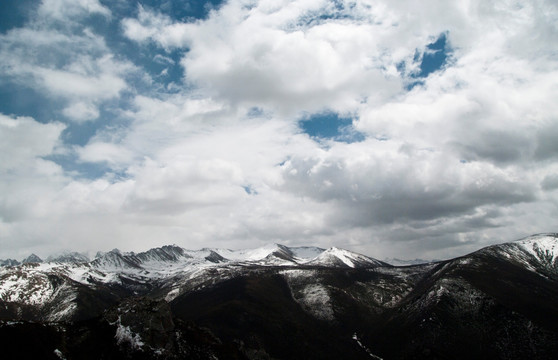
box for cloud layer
[1,0,558,260]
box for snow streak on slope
[281,269,335,320]
[298,284,335,320]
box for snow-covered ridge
[0,243,382,321]
[472,233,558,276]
[515,233,558,264]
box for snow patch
[165,288,180,302]
[115,316,144,350]
[54,349,67,360]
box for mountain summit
[21,253,42,264]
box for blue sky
[1,0,558,260]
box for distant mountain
[1,234,558,359]
[21,253,42,264]
[46,252,90,264]
[90,249,142,270]
[0,259,19,267]
[135,245,192,263]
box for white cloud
[38,0,111,20]
[62,101,100,122]
[76,142,135,167]
[0,9,132,123]
[122,5,176,45]
[0,114,65,170]
[0,114,67,234]
[122,1,408,114]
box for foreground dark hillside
[1,234,558,359]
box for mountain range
[1,234,557,359]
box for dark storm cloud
[535,124,558,161]
[279,150,536,230]
[541,174,558,191]
[449,129,531,165]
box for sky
[1,0,558,261]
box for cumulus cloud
[0,114,67,253]
[62,101,100,122]
[122,1,407,114]
[1,0,558,260]
[0,114,65,170]
[279,140,537,225]
[0,5,132,123]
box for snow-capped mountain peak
[515,233,558,265]
[469,233,558,279]
[305,247,386,268]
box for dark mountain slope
[360,236,558,359]
[171,271,374,359]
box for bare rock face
[21,254,42,264]
[0,259,20,267]
[102,297,247,359]
[104,297,176,354]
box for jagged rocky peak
[46,251,90,264]
[0,258,20,267]
[135,244,191,263]
[21,253,43,264]
[90,249,141,269]
[95,248,121,258]
[204,250,227,263]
